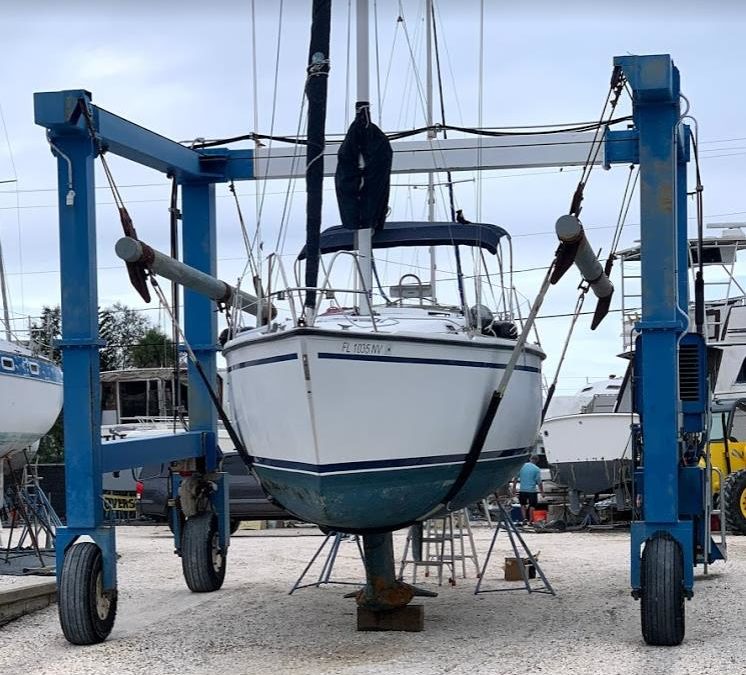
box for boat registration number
[340,342,391,355]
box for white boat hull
[0,347,63,469]
[225,327,543,531]
[541,412,637,495]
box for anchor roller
[551,214,613,330]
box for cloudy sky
[1,1,746,394]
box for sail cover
[335,106,393,231]
[297,221,508,259]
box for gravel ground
[0,524,743,675]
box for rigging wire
[396,1,429,125]
[568,66,628,217]
[189,116,635,149]
[379,12,402,114]
[0,100,22,325]
[430,0,468,317]
[251,0,286,295]
[373,0,383,127]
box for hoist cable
[541,287,590,422]
[148,276,251,466]
[568,67,628,217]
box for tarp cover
[335,108,393,231]
[297,221,508,260]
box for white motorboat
[542,228,746,501]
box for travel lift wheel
[722,469,746,534]
[58,542,117,645]
[640,533,685,646]
[181,511,226,592]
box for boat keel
[353,532,435,632]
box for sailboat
[223,1,544,534]
[0,230,63,474]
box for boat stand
[289,532,365,594]
[475,502,555,596]
[1,462,60,574]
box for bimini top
[297,221,508,260]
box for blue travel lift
[33,53,720,646]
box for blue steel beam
[181,181,229,548]
[34,90,254,183]
[181,182,219,447]
[613,55,702,596]
[617,53,687,527]
[52,133,103,530]
[49,126,122,590]
[101,432,209,473]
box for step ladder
[289,531,365,594]
[475,502,555,596]
[398,509,480,586]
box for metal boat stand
[475,502,555,596]
[1,462,60,575]
[289,532,365,594]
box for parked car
[138,452,297,530]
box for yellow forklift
[708,398,746,533]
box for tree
[32,302,160,462]
[98,302,151,371]
[31,306,63,461]
[131,327,175,368]
[36,412,64,463]
[30,305,61,364]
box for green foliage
[131,327,176,368]
[30,305,62,364]
[32,302,173,462]
[36,412,64,463]
[98,302,151,371]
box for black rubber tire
[181,512,226,592]
[640,533,685,646]
[58,542,117,645]
[229,519,241,535]
[167,508,186,536]
[723,469,746,534]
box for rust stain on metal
[356,578,415,611]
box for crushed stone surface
[0,525,743,675]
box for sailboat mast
[426,0,437,303]
[0,238,11,340]
[355,0,374,316]
[303,0,332,314]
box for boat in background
[0,338,63,472]
[0,225,62,473]
[542,227,746,510]
[541,374,635,510]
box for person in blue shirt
[511,455,544,525]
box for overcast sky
[1,1,746,393]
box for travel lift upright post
[33,53,715,646]
[604,55,725,646]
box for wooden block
[357,604,424,632]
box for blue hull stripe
[317,352,540,373]
[253,446,528,475]
[0,351,62,385]
[227,353,298,372]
